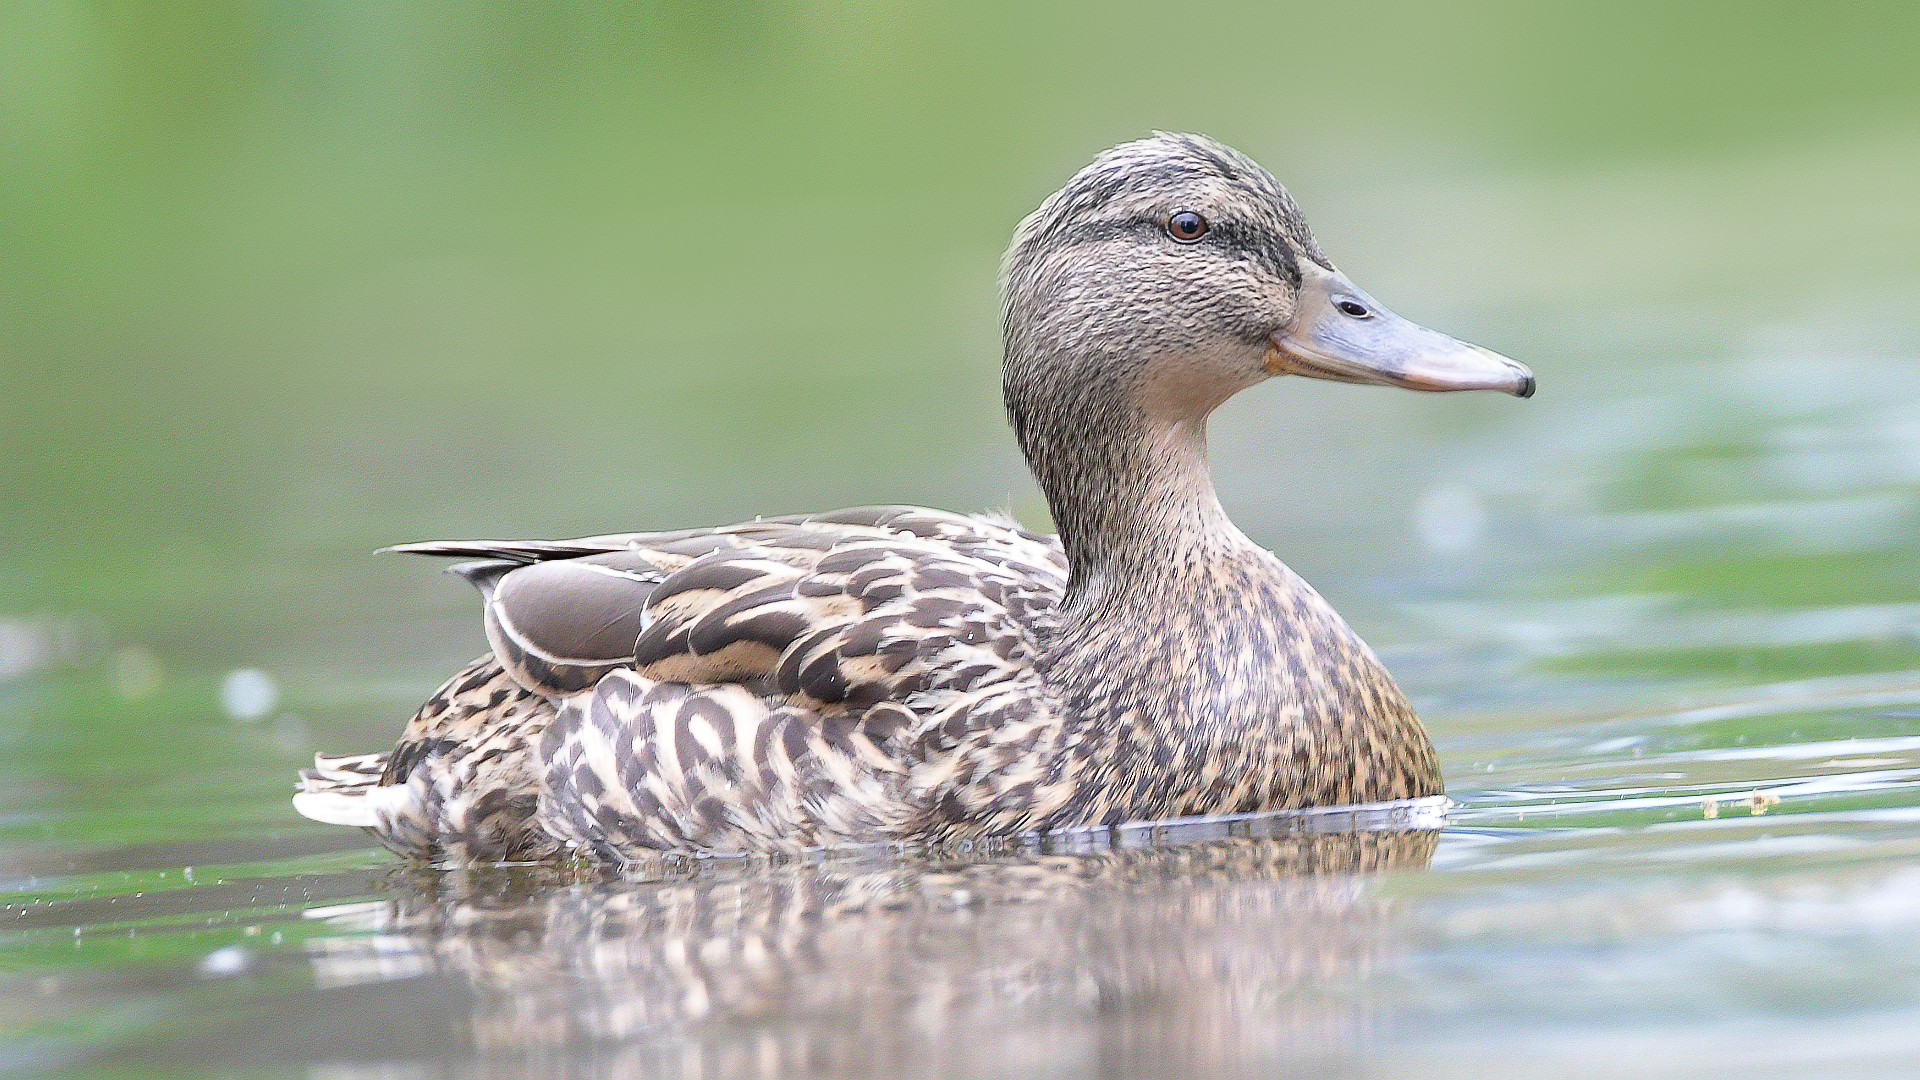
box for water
[5,4,1920,1077]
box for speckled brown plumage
[295,132,1531,864]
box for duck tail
[294,752,403,829]
[293,655,567,864]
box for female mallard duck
[296,133,1533,864]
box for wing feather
[320,507,1078,858]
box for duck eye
[1336,300,1372,318]
[1166,211,1208,243]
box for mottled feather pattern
[311,508,1085,860]
[320,656,566,864]
[529,509,1077,853]
[1031,551,1438,825]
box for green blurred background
[3,1,1919,841]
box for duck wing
[398,506,1066,701]
[331,507,1078,858]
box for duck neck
[1019,393,1262,620]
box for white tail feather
[292,789,382,828]
[295,751,409,829]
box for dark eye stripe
[1049,215,1298,287]
[1212,218,1300,287]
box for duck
[294,133,1534,865]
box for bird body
[296,134,1532,864]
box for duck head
[1002,133,1532,447]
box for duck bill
[1267,263,1535,398]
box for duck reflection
[304,808,1439,1077]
